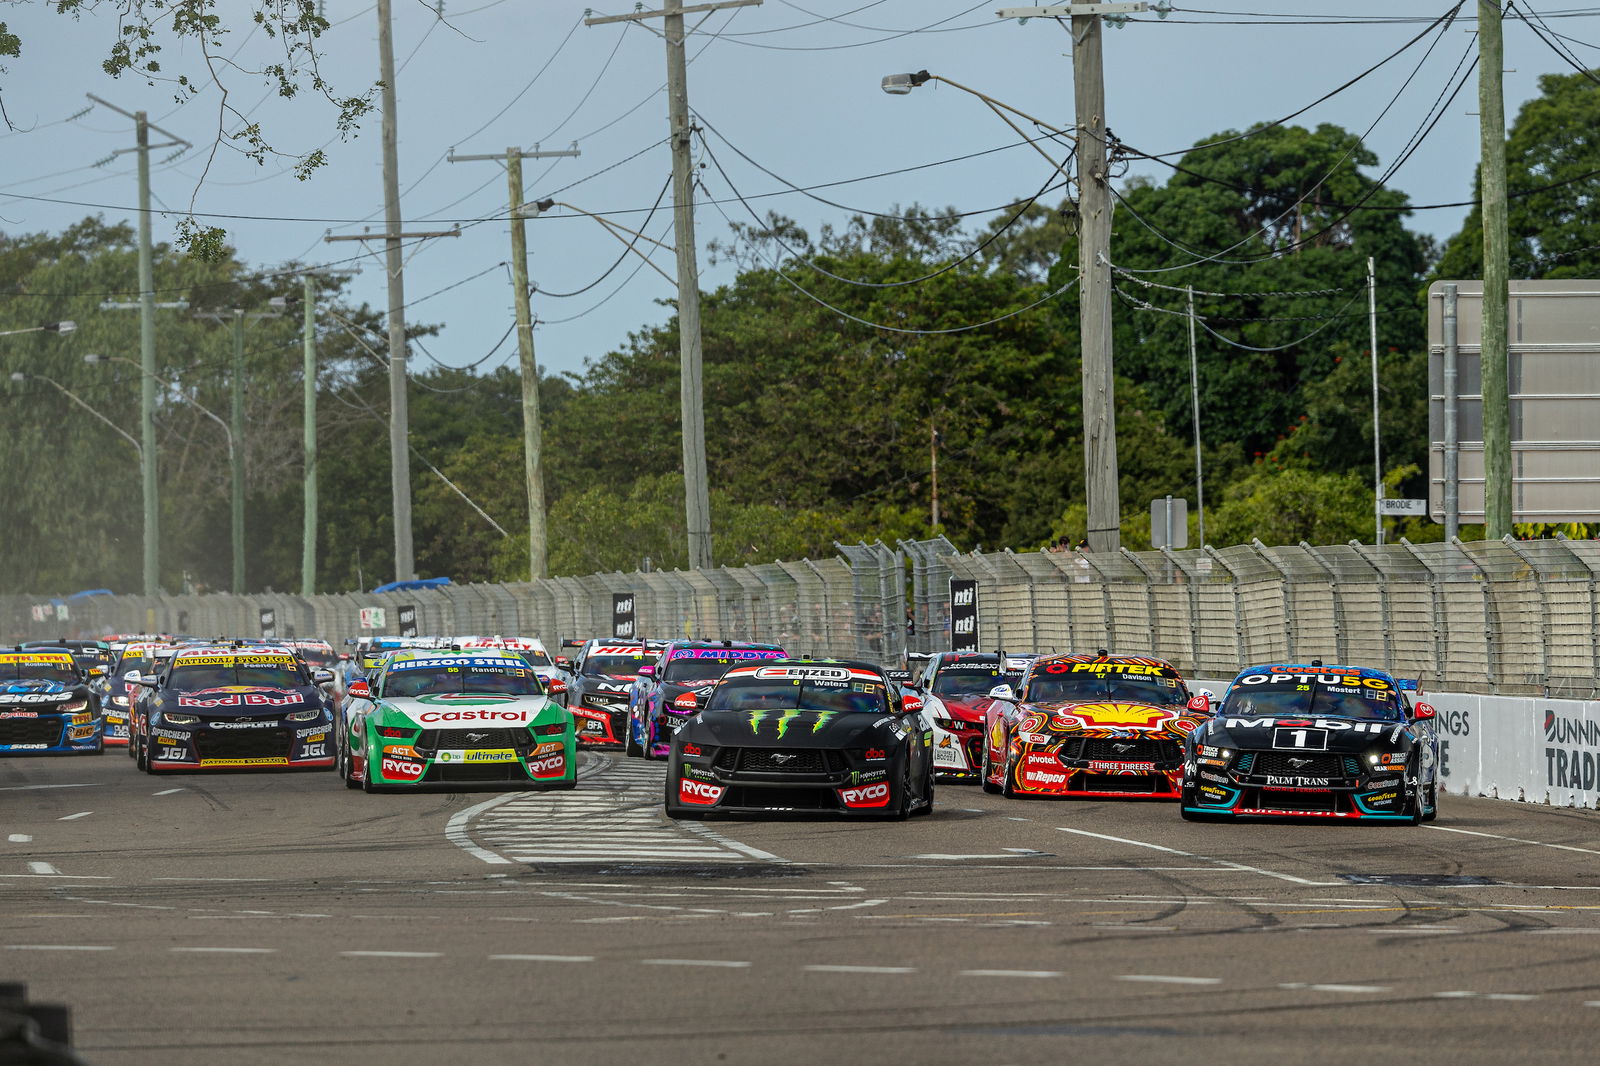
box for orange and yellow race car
[978,652,1209,799]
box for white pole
[1368,256,1382,545]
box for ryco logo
[838,783,891,808]
[528,753,566,777]
[679,779,724,805]
[380,756,425,782]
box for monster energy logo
[747,710,769,734]
[775,710,801,738]
[810,712,837,733]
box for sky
[1,1,1595,382]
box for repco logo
[679,779,724,805]
[838,782,891,808]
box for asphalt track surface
[6,751,1600,1065]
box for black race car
[664,659,934,820]
[1180,661,1440,823]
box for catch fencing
[5,536,1599,698]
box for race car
[664,659,934,820]
[565,640,655,747]
[454,636,569,705]
[626,640,786,759]
[1180,661,1440,823]
[127,644,336,772]
[0,650,104,755]
[103,640,174,747]
[979,652,1208,798]
[911,652,1037,781]
[338,647,575,791]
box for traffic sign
[1378,498,1427,516]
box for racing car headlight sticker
[112,696,129,706]
[286,709,325,721]
[162,713,200,726]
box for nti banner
[397,605,418,639]
[259,608,277,640]
[612,593,636,640]
[950,579,978,654]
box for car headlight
[163,713,200,726]
[60,700,88,715]
[112,695,129,706]
[287,709,324,722]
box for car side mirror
[1187,694,1211,713]
[554,656,570,668]
[672,691,699,711]
[547,677,568,695]
[987,684,1016,702]
[129,676,159,689]
[639,664,656,677]
[347,679,372,700]
[312,669,334,684]
[901,693,924,715]
[1412,702,1436,720]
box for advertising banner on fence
[612,593,636,640]
[1432,691,1600,807]
[397,605,418,639]
[950,579,978,654]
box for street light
[84,353,241,591]
[0,320,77,338]
[880,70,1075,179]
[9,371,140,455]
[517,199,678,286]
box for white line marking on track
[961,969,1062,978]
[640,959,752,968]
[0,784,95,791]
[154,789,184,796]
[1117,974,1222,985]
[445,793,521,866]
[1056,827,1339,885]
[170,947,277,954]
[1280,983,1390,993]
[27,862,59,875]
[58,812,92,821]
[491,954,594,962]
[5,945,114,951]
[804,965,916,974]
[910,853,1048,860]
[8,834,30,843]
[1425,825,1600,857]
[340,951,442,958]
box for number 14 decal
[1272,727,1329,750]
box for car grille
[425,763,526,783]
[1063,738,1179,763]
[417,728,523,749]
[1250,752,1348,778]
[1075,772,1169,793]
[1254,788,1339,811]
[722,785,838,810]
[195,729,292,759]
[0,719,66,746]
[713,748,844,774]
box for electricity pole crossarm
[448,146,582,581]
[322,228,462,242]
[996,3,1146,15]
[587,0,760,571]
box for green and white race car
[338,648,576,792]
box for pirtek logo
[839,782,891,807]
[679,779,723,805]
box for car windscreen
[167,655,305,691]
[1219,670,1403,721]
[382,656,543,697]
[582,653,649,677]
[294,648,337,669]
[115,654,163,677]
[0,655,78,683]
[706,673,889,714]
[932,662,1004,698]
[663,651,784,683]
[1023,661,1190,708]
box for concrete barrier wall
[1431,691,1600,808]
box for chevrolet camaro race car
[129,644,336,772]
[565,641,654,747]
[664,659,934,820]
[105,641,173,747]
[0,650,104,755]
[338,647,575,791]
[626,641,786,760]
[911,652,1036,781]
[980,653,1208,798]
[1180,661,1440,823]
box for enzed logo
[838,782,891,808]
[679,778,724,805]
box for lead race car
[339,647,575,791]
[128,644,335,772]
[980,652,1208,798]
[1180,661,1440,822]
[0,650,103,755]
[664,659,934,820]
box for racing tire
[341,740,361,790]
[913,765,935,817]
[624,723,643,759]
[1421,783,1439,823]
[1000,750,1019,799]
[980,741,1003,795]
[886,763,915,821]
[134,733,148,771]
[361,746,384,794]
[663,777,701,820]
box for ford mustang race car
[1180,661,1440,822]
[454,635,568,706]
[664,659,933,820]
[0,650,104,755]
[626,641,786,759]
[912,652,1036,781]
[980,652,1208,798]
[128,644,336,772]
[565,640,654,747]
[338,647,575,791]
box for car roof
[1231,662,1397,684]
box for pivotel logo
[838,782,891,808]
[380,756,425,782]
[1021,751,1067,787]
[679,778,724,805]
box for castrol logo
[414,709,530,724]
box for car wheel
[913,762,935,816]
[134,733,148,771]
[663,776,698,820]
[1421,782,1439,823]
[341,736,361,790]
[980,739,1002,795]
[361,744,382,793]
[625,720,643,758]
[1000,748,1019,799]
